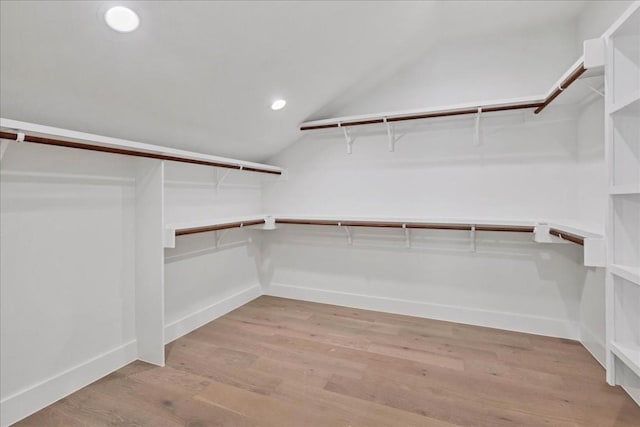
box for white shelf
[611,264,640,286]
[0,118,283,175]
[270,214,536,228]
[164,215,268,248]
[611,92,640,115]
[605,3,640,396]
[546,223,604,239]
[610,185,640,195]
[612,194,640,269]
[543,223,605,267]
[610,342,640,379]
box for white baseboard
[164,284,262,344]
[0,340,137,427]
[621,385,640,406]
[580,325,606,368]
[266,283,580,340]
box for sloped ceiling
[0,1,587,162]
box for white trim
[0,340,137,427]
[602,1,640,39]
[580,325,607,368]
[164,284,262,344]
[621,385,640,406]
[300,95,544,129]
[0,118,282,174]
[266,283,580,340]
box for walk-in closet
[1,1,639,426]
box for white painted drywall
[163,162,266,225]
[578,0,635,42]
[261,21,607,341]
[135,159,166,366]
[315,21,579,119]
[164,230,263,342]
[1,3,629,424]
[0,143,138,425]
[162,162,265,343]
[262,227,585,338]
[575,91,608,367]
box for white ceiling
[0,1,587,162]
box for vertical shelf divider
[134,159,166,366]
[604,0,640,403]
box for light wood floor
[17,296,640,426]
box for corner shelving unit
[604,1,640,404]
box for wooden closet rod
[275,218,534,233]
[300,102,543,131]
[549,228,585,246]
[0,131,282,176]
[175,219,266,236]
[534,64,587,114]
[171,218,586,247]
[300,61,587,131]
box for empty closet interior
[1,1,639,426]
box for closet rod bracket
[338,123,354,154]
[214,230,227,248]
[473,108,482,146]
[470,225,476,252]
[580,80,605,97]
[0,140,8,161]
[338,222,353,245]
[383,117,396,152]
[403,223,411,248]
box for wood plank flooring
[16,296,640,426]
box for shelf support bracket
[580,81,604,97]
[403,224,411,248]
[383,117,396,152]
[473,108,482,146]
[213,230,226,248]
[338,123,354,154]
[1,131,24,162]
[338,222,353,245]
[470,225,476,252]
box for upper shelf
[0,118,282,176]
[300,42,605,132]
[164,214,605,267]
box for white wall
[261,21,607,341]
[265,107,580,222]
[164,162,265,225]
[578,1,634,42]
[163,162,265,343]
[1,4,630,424]
[575,90,608,366]
[262,227,586,338]
[0,143,138,425]
[319,21,578,119]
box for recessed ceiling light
[271,99,286,110]
[105,6,140,33]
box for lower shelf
[610,341,640,379]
